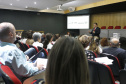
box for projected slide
[67,15,90,29]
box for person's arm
[89,29,93,34]
[9,49,42,77]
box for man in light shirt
[0,22,43,81]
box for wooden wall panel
[90,11,126,29]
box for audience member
[79,35,97,60]
[0,22,43,81]
[100,38,109,50]
[119,37,126,50]
[32,32,43,48]
[43,33,53,51]
[46,36,90,84]
[26,30,34,45]
[20,30,27,43]
[88,38,101,55]
[52,34,60,44]
[103,38,126,69]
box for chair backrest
[108,26,113,29]
[99,53,121,79]
[24,48,37,58]
[29,45,39,53]
[23,44,30,51]
[101,26,106,29]
[18,42,26,52]
[123,26,126,29]
[115,26,121,29]
[86,50,97,61]
[88,60,115,84]
[0,64,22,84]
[119,70,126,84]
[30,48,48,62]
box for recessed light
[10,3,13,6]
[25,6,28,8]
[34,2,37,4]
[47,7,49,10]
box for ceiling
[0,0,104,13]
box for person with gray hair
[32,32,43,48]
[0,22,44,81]
[103,38,126,69]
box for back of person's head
[53,34,60,41]
[0,22,16,43]
[33,32,42,42]
[46,36,90,84]
[110,38,120,47]
[43,33,53,49]
[78,35,90,48]
[21,30,28,39]
[27,30,33,39]
[100,38,109,47]
[119,37,126,50]
[89,40,100,54]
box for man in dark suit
[89,23,101,38]
[103,38,126,69]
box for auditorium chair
[29,45,39,53]
[99,53,121,80]
[24,48,37,58]
[23,44,30,51]
[115,26,121,29]
[30,48,48,62]
[18,42,26,52]
[86,50,97,61]
[101,26,106,29]
[0,63,22,84]
[119,70,126,84]
[123,26,126,29]
[88,60,115,84]
[108,26,114,29]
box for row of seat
[101,26,126,29]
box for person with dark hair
[46,36,90,84]
[103,38,126,69]
[26,30,34,45]
[52,34,60,44]
[32,32,43,48]
[20,30,28,43]
[100,38,109,50]
[0,22,44,81]
[43,33,53,51]
[119,37,126,50]
[89,23,101,39]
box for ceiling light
[25,6,28,8]
[17,0,20,1]
[34,2,37,4]
[10,3,13,6]
[47,7,49,10]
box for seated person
[103,38,126,69]
[26,30,34,45]
[43,33,53,52]
[32,32,43,48]
[99,38,109,50]
[0,22,43,81]
[119,37,126,50]
[78,35,97,60]
[45,37,90,84]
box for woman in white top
[43,33,53,51]
[32,32,43,48]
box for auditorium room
[0,0,126,84]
